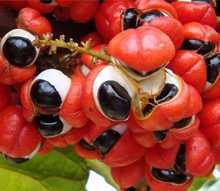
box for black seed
[4,155,29,164]
[126,187,136,191]
[139,10,165,25]
[123,8,139,30]
[143,103,154,116]
[30,79,62,111]
[192,0,212,3]
[94,129,121,155]
[181,39,204,51]
[216,0,220,16]
[3,36,36,67]
[79,139,96,151]
[205,54,220,83]
[40,0,52,3]
[173,117,192,129]
[35,114,63,137]
[156,83,178,104]
[181,39,215,56]
[197,42,215,55]
[152,168,188,184]
[98,80,131,120]
[154,130,168,141]
[174,145,186,173]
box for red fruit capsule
[133,69,202,131]
[147,17,184,49]
[80,32,103,48]
[95,0,135,42]
[17,7,52,36]
[69,0,99,23]
[136,0,178,18]
[172,1,217,28]
[108,26,175,74]
[200,99,220,148]
[169,50,207,93]
[81,44,107,69]
[75,122,145,167]
[0,105,42,162]
[111,158,145,190]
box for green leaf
[86,159,120,190]
[188,177,208,191]
[0,149,88,191]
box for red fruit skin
[172,1,217,28]
[0,55,36,85]
[27,0,57,13]
[145,163,193,191]
[20,78,36,122]
[203,78,220,100]
[81,44,107,69]
[17,7,52,36]
[136,0,178,18]
[108,26,175,73]
[145,144,180,169]
[200,99,220,148]
[80,32,103,48]
[95,0,135,42]
[147,17,184,49]
[135,78,202,131]
[6,0,27,11]
[69,0,99,23]
[75,123,145,167]
[0,84,11,112]
[59,74,88,128]
[0,105,42,158]
[169,50,207,93]
[82,65,115,127]
[111,158,145,190]
[186,131,215,177]
[182,22,219,43]
[56,0,73,7]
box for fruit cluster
[0,0,220,191]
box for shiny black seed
[4,155,29,164]
[216,0,220,16]
[143,99,156,116]
[154,130,168,141]
[98,80,131,120]
[123,8,139,30]
[156,83,178,104]
[181,39,215,56]
[174,144,186,173]
[35,114,63,137]
[30,79,62,110]
[192,0,212,3]
[152,168,188,184]
[94,129,121,155]
[197,42,215,55]
[3,36,36,67]
[139,10,165,25]
[173,117,192,129]
[205,54,220,83]
[143,103,154,116]
[79,139,96,151]
[40,0,52,3]
[181,39,204,51]
[126,187,136,191]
